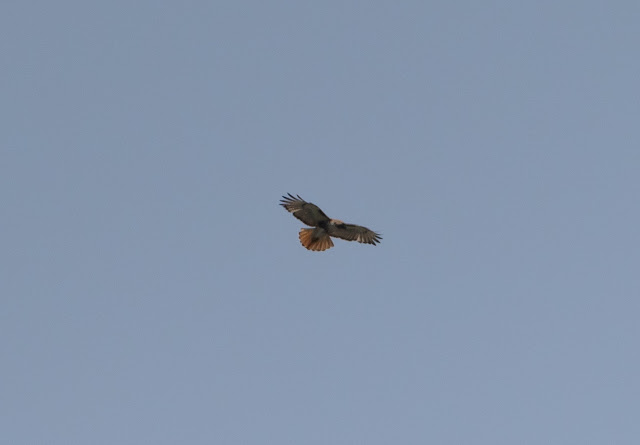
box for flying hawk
[280,193,382,251]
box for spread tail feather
[299,228,334,251]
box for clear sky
[2,1,639,444]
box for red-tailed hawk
[280,193,382,251]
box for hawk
[280,193,382,251]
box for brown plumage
[280,193,382,251]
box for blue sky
[2,1,639,443]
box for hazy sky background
[2,1,639,444]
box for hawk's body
[280,194,382,251]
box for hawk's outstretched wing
[327,223,382,246]
[279,193,330,227]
